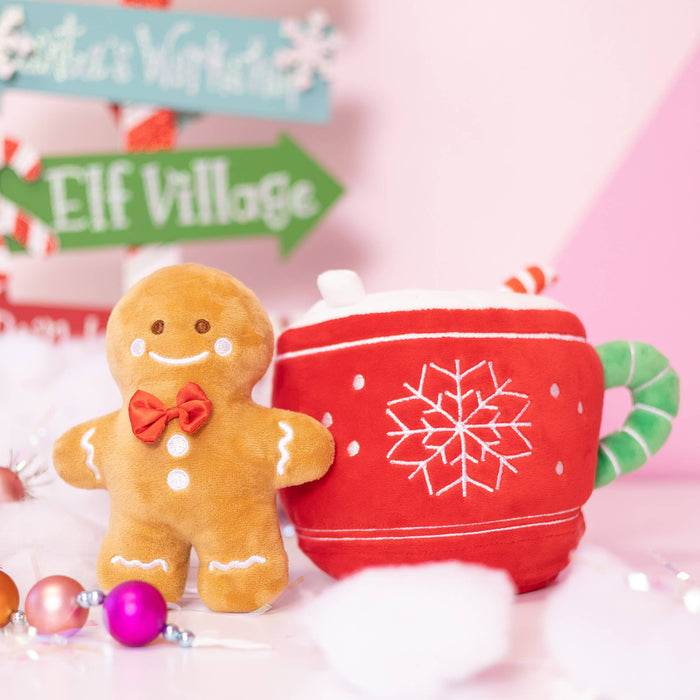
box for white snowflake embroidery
[386,360,533,497]
[0,6,34,81]
[274,10,341,92]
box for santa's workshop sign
[0,136,342,255]
[0,1,337,122]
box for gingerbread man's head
[106,263,274,399]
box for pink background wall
[2,0,699,477]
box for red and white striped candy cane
[503,264,557,295]
[0,137,42,181]
[0,136,59,258]
[0,236,10,295]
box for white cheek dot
[555,461,564,475]
[215,337,233,356]
[167,434,189,458]
[167,469,190,491]
[550,383,560,398]
[322,412,333,428]
[347,441,360,457]
[353,374,365,390]
[130,338,146,357]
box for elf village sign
[0,136,342,255]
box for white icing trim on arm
[111,555,169,572]
[209,556,266,572]
[80,427,101,480]
[276,421,293,475]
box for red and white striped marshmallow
[503,264,557,295]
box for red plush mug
[273,271,679,592]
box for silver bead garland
[10,610,26,626]
[76,589,105,609]
[162,623,195,648]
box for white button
[167,434,189,458]
[215,337,232,356]
[130,338,145,357]
[167,469,190,491]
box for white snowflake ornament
[0,5,34,81]
[275,10,341,92]
[386,360,533,497]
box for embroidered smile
[148,350,210,366]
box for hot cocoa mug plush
[53,264,334,613]
[272,270,679,592]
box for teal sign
[0,136,343,255]
[1,1,333,123]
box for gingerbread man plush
[53,263,334,612]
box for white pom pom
[543,547,700,700]
[317,269,366,307]
[305,562,514,698]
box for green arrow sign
[0,135,342,256]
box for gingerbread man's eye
[195,319,211,334]
[151,320,165,335]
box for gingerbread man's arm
[266,409,335,490]
[53,412,118,490]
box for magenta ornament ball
[25,575,89,636]
[103,581,167,647]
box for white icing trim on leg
[209,555,266,572]
[80,427,101,480]
[111,555,169,572]
[276,421,293,475]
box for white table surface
[4,479,699,700]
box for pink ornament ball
[24,575,89,636]
[103,581,167,647]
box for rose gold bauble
[0,467,24,503]
[25,575,89,636]
[0,570,19,627]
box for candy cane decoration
[0,236,10,295]
[595,341,680,488]
[0,136,58,258]
[503,264,557,295]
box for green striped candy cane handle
[595,341,680,488]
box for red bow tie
[129,382,212,443]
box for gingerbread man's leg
[97,513,191,603]
[192,519,288,613]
